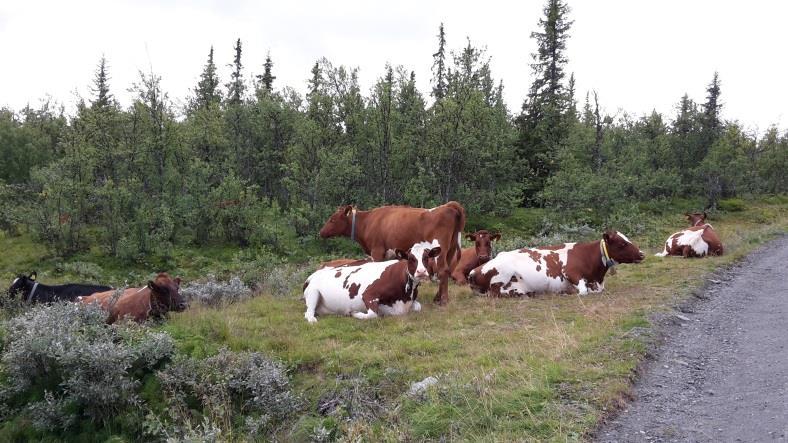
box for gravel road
[598,235,788,443]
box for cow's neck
[348,209,372,254]
[580,240,611,283]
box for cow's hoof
[306,315,318,323]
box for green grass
[2,198,787,441]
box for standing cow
[319,201,465,305]
[469,231,644,297]
[303,241,441,322]
[655,212,724,258]
[451,230,501,285]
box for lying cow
[319,202,465,305]
[451,230,501,285]
[7,272,112,303]
[303,241,441,322]
[78,273,186,323]
[469,231,644,297]
[655,212,723,258]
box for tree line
[0,0,785,260]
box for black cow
[7,272,112,303]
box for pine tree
[566,72,577,121]
[194,46,221,110]
[226,38,245,105]
[515,0,574,203]
[91,56,113,108]
[257,52,276,94]
[431,23,447,100]
[699,71,723,152]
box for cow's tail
[443,201,466,267]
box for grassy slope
[160,200,786,441]
[1,198,785,441]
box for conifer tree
[257,53,276,94]
[91,56,113,108]
[194,46,221,110]
[431,23,447,100]
[226,38,245,105]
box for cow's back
[366,204,464,258]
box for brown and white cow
[79,273,186,324]
[319,202,465,305]
[468,231,644,297]
[451,230,501,285]
[655,212,724,258]
[303,241,441,322]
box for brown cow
[451,230,501,285]
[78,273,186,323]
[655,212,724,258]
[319,201,466,305]
[468,230,644,297]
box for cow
[303,241,441,322]
[78,273,186,324]
[655,212,724,258]
[468,230,644,297]
[318,201,466,305]
[451,230,501,285]
[7,272,112,303]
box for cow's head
[466,230,500,264]
[684,212,707,227]
[395,240,442,282]
[319,205,354,239]
[7,272,35,298]
[603,231,645,264]
[148,273,187,313]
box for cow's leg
[369,247,386,261]
[353,296,381,320]
[303,288,320,323]
[682,246,691,258]
[574,279,589,295]
[433,254,450,305]
[412,301,422,312]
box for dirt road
[598,235,788,442]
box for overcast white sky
[1,0,786,132]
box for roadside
[598,235,788,442]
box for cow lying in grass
[451,230,500,285]
[303,241,441,322]
[7,272,112,303]
[655,212,724,258]
[469,231,644,297]
[78,273,186,323]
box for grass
[1,198,786,441]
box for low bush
[180,275,252,307]
[58,261,105,281]
[0,302,175,432]
[155,347,301,440]
[718,197,747,212]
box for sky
[1,0,786,133]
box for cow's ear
[603,231,611,242]
[29,272,36,281]
[428,247,442,258]
[465,233,476,241]
[394,249,408,260]
[343,205,353,216]
[147,280,158,291]
[702,211,707,219]
[491,233,501,241]
[174,277,182,286]
[684,212,691,217]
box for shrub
[257,262,318,297]
[156,347,301,440]
[180,275,252,307]
[0,302,175,431]
[718,198,747,212]
[59,261,105,281]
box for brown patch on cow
[347,282,361,299]
[536,264,542,272]
[302,281,309,292]
[469,266,499,295]
[520,249,542,262]
[543,252,564,280]
[343,268,362,289]
[360,261,416,311]
[334,271,342,278]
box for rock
[408,376,439,397]
[674,314,691,322]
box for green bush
[718,198,747,212]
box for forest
[1,4,786,263]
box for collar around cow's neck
[350,209,357,242]
[600,239,617,269]
[27,281,40,303]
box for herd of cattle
[5,202,724,324]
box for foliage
[180,275,252,307]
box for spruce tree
[257,53,276,94]
[431,23,447,100]
[226,38,245,105]
[194,46,221,110]
[91,56,113,108]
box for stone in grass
[408,376,439,397]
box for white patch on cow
[655,247,669,257]
[11,278,19,287]
[616,231,632,244]
[478,244,576,296]
[676,228,709,256]
[575,279,588,295]
[352,310,379,320]
[412,301,422,312]
[380,299,415,316]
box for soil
[597,235,788,442]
